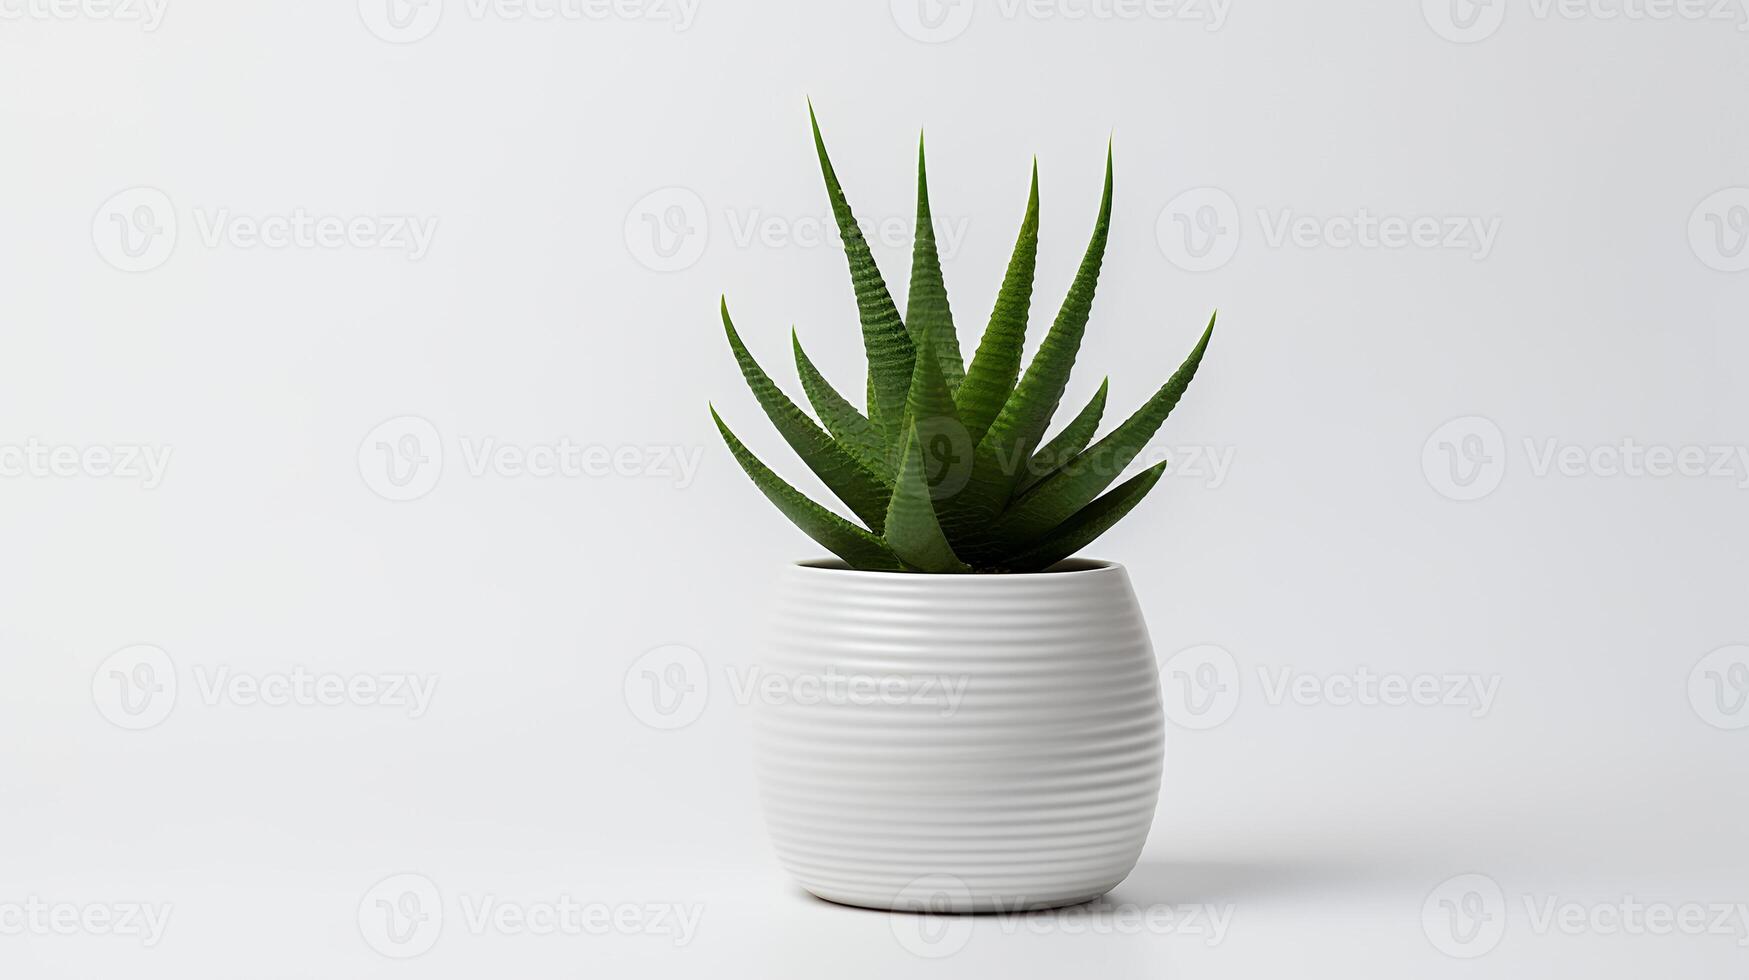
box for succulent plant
[710,108,1216,573]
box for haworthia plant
[712,110,1217,573]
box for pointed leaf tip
[975,148,1116,506]
[1001,460,1167,572]
[807,103,827,158]
[712,407,903,572]
[999,320,1214,545]
[723,313,894,531]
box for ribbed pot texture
[755,559,1164,912]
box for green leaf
[978,147,1113,504]
[1000,461,1167,572]
[711,406,904,572]
[884,424,971,573]
[809,102,915,453]
[903,309,1011,564]
[956,161,1039,446]
[722,299,893,533]
[906,132,963,392]
[792,328,890,478]
[1016,377,1108,495]
[998,315,1214,547]
[902,323,962,450]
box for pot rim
[793,557,1123,578]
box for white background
[2,0,1747,976]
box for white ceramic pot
[755,559,1164,912]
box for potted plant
[711,106,1216,913]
